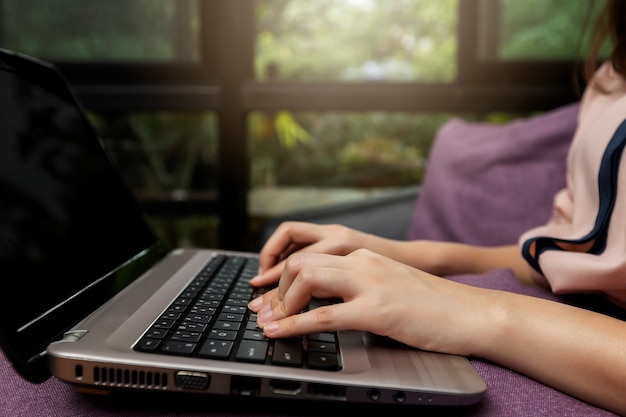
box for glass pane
[249,111,444,217]
[487,0,608,60]
[255,0,457,82]
[1,0,200,62]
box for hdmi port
[270,379,302,395]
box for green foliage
[274,111,313,148]
[248,111,451,187]
[255,0,457,81]
[2,0,200,61]
[499,0,608,59]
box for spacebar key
[235,340,268,363]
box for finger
[247,287,278,312]
[249,261,286,287]
[255,254,332,328]
[258,222,308,272]
[262,302,357,339]
[251,237,341,287]
[253,224,339,288]
[258,222,330,272]
[278,242,300,263]
[270,254,356,322]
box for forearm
[365,237,533,282]
[476,290,626,415]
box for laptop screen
[0,50,166,380]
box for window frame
[16,0,582,250]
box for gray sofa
[256,185,420,247]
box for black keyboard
[134,254,341,371]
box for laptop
[0,47,486,407]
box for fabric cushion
[407,102,580,245]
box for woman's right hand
[248,248,488,356]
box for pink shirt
[520,61,626,306]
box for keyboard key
[235,340,268,363]
[308,340,336,353]
[272,338,303,367]
[214,320,241,331]
[174,297,193,306]
[170,331,202,343]
[308,351,339,371]
[218,312,244,322]
[184,313,212,324]
[209,329,238,341]
[136,338,161,352]
[190,306,215,315]
[242,330,267,342]
[198,339,234,359]
[144,328,168,339]
[225,298,248,306]
[222,305,247,314]
[162,341,196,355]
[166,304,187,314]
[161,312,181,321]
[309,332,336,343]
[177,322,207,332]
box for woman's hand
[248,248,488,356]
[250,222,379,288]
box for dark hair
[584,0,626,81]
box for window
[0,0,595,250]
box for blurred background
[0,0,606,250]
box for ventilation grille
[92,366,169,389]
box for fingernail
[248,296,263,311]
[258,304,273,323]
[263,322,279,335]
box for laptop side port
[307,383,347,400]
[269,379,302,396]
[230,375,261,396]
[175,371,210,391]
